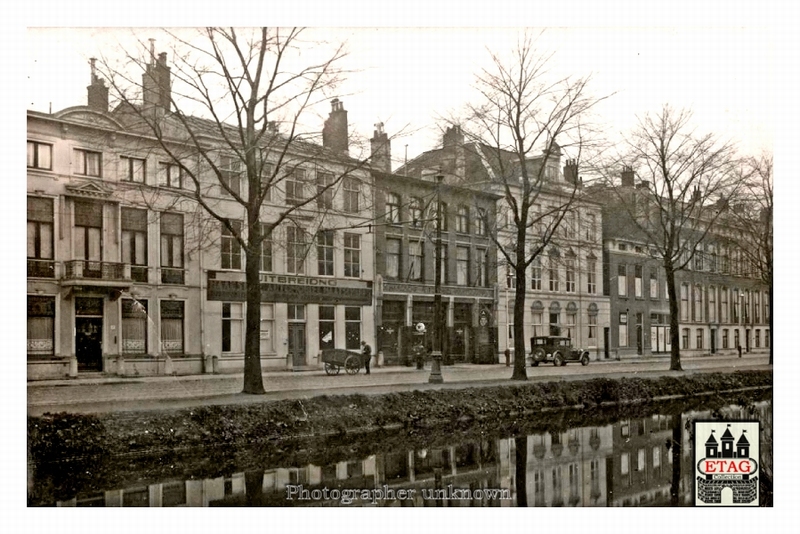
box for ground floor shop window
[27,295,54,358]
[319,305,335,350]
[345,307,361,350]
[260,304,274,354]
[222,302,244,353]
[160,300,184,355]
[122,299,148,355]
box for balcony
[61,260,132,291]
[161,267,185,285]
[27,259,55,278]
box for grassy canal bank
[28,370,772,505]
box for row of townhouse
[26,52,769,380]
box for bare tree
[97,28,377,394]
[598,105,739,371]
[459,34,607,380]
[727,153,773,364]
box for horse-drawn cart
[321,348,366,375]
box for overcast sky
[27,25,775,169]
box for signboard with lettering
[207,278,372,305]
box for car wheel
[581,354,590,366]
[553,352,564,367]
[532,347,546,363]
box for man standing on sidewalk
[361,341,372,374]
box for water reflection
[40,401,771,507]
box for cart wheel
[324,362,340,375]
[345,355,361,375]
[553,352,564,367]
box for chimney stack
[563,159,579,184]
[443,125,464,148]
[86,58,109,112]
[142,43,171,113]
[621,166,635,188]
[370,122,391,173]
[692,185,702,204]
[322,98,349,155]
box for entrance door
[451,324,468,363]
[745,329,751,352]
[710,329,717,354]
[603,327,610,359]
[288,323,306,366]
[76,317,103,371]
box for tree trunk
[511,258,528,380]
[665,264,683,371]
[515,435,528,507]
[243,236,266,394]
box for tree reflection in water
[32,400,772,507]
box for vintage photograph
[24,21,775,516]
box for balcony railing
[161,267,185,285]
[131,265,149,283]
[63,260,130,282]
[27,259,55,278]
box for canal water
[28,397,772,507]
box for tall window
[27,197,54,277]
[221,220,242,270]
[345,307,361,350]
[754,292,761,323]
[735,330,740,350]
[733,289,740,322]
[755,329,760,348]
[764,291,770,322]
[682,328,689,349]
[531,256,542,290]
[27,141,52,170]
[476,249,488,287]
[409,240,423,281]
[220,155,241,196]
[344,233,361,278]
[343,178,359,213]
[74,148,102,177]
[692,285,703,322]
[122,208,148,282]
[73,200,102,265]
[286,226,307,274]
[260,162,274,202]
[260,224,273,272]
[619,312,628,347]
[617,264,627,297]
[27,296,55,358]
[385,238,401,279]
[709,286,717,323]
[588,312,597,339]
[722,329,729,349]
[409,197,423,228]
[696,328,703,349]
[694,249,704,271]
[316,171,334,209]
[319,305,335,350]
[456,246,470,286]
[260,304,275,354]
[587,256,596,294]
[476,208,487,236]
[532,311,543,336]
[158,162,183,189]
[634,265,643,297]
[286,168,306,204]
[585,213,596,241]
[121,156,146,183]
[721,288,729,323]
[548,256,559,292]
[317,230,335,276]
[160,212,184,283]
[649,272,658,299]
[565,256,576,293]
[222,302,244,353]
[160,300,184,355]
[680,284,689,321]
[121,299,147,355]
[456,205,469,233]
[385,193,401,224]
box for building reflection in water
[52,402,771,507]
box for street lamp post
[429,173,444,384]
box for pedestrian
[361,340,372,374]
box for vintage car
[529,336,591,367]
